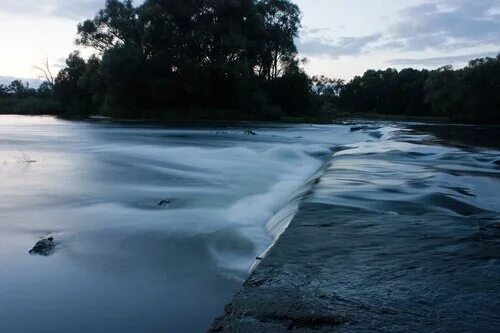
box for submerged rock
[351,125,380,132]
[158,199,172,208]
[244,130,257,136]
[350,125,367,132]
[29,236,55,256]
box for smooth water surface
[0,116,364,333]
[0,115,498,332]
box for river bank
[211,203,500,332]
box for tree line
[328,55,500,123]
[0,80,52,99]
[2,0,499,123]
[0,79,60,115]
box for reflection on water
[0,116,498,332]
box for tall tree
[256,0,301,80]
[69,0,312,118]
[54,52,96,114]
[76,0,141,53]
[424,66,459,120]
[8,80,30,98]
[0,84,9,97]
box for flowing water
[0,115,498,332]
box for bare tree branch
[33,57,55,87]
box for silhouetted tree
[424,66,459,120]
[337,55,500,123]
[7,80,34,98]
[54,51,98,115]
[37,82,54,98]
[0,84,8,97]
[49,0,499,123]
[310,76,345,115]
[453,56,500,123]
[256,0,301,80]
[63,0,313,119]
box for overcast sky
[0,0,499,84]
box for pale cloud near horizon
[0,0,103,19]
[389,52,499,66]
[296,0,500,78]
[0,0,499,82]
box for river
[0,115,498,332]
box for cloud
[388,0,500,51]
[301,27,331,36]
[298,0,500,60]
[299,0,500,59]
[388,51,499,66]
[54,0,105,19]
[297,34,381,58]
[0,0,104,19]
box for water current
[0,115,498,332]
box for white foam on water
[0,116,379,333]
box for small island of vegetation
[0,0,499,124]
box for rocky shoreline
[209,202,500,332]
[209,204,386,332]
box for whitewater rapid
[1,116,498,333]
[0,116,367,333]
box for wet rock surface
[29,236,55,256]
[210,203,500,332]
[158,199,172,207]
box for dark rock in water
[350,125,381,132]
[29,237,55,256]
[350,125,366,132]
[244,130,257,136]
[367,131,383,139]
[158,199,172,207]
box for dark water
[301,124,500,331]
[0,116,498,332]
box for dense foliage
[0,80,61,115]
[332,55,500,123]
[3,0,499,123]
[52,0,312,120]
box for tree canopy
[334,55,500,123]
[52,0,309,119]
[16,0,496,123]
